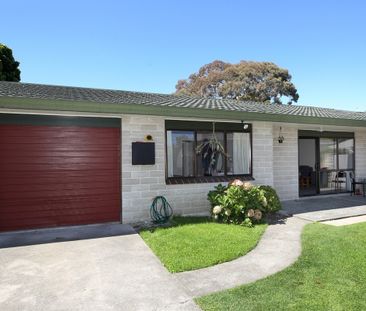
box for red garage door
[0,114,121,232]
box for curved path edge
[174,216,310,298]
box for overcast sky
[2,0,366,111]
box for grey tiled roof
[0,81,365,122]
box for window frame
[165,120,253,184]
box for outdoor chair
[331,171,347,192]
[299,165,313,188]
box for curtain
[182,140,194,176]
[167,131,174,177]
[233,133,250,174]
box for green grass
[140,217,267,273]
[196,222,366,311]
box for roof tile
[0,81,365,122]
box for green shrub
[207,183,227,207]
[208,180,281,226]
[259,185,282,212]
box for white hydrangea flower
[212,205,222,215]
[231,179,244,187]
[254,209,262,220]
[243,182,253,190]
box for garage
[0,114,121,232]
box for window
[320,138,337,170]
[196,132,225,176]
[167,131,195,177]
[319,137,355,171]
[338,138,354,170]
[226,132,251,175]
[166,120,252,182]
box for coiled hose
[150,196,173,224]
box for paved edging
[321,214,366,226]
[174,216,310,298]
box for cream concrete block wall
[273,124,299,200]
[355,129,366,178]
[121,115,224,224]
[252,121,274,186]
[121,117,277,223]
[122,117,366,223]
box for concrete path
[0,226,199,311]
[322,214,366,226]
[174,216,309,298]
[282,196,366,222]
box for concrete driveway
[0,224,199,311]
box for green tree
[175,60,299,104]
[0,44,21,82]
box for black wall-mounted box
[132,142,155,165]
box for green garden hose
[150,196,173,224]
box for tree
[175,60,299,104]
[0,44,21,82]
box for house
[0,81,365,231]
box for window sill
[166,175,254,185]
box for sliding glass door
[299,131,355,197]
[319,138,337,194]
[299,138,318,196]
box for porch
[281,195,366,222]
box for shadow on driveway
[0,223,136,248]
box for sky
[1,0,366,111]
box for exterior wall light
[278,127,285,143]
[241,120,249,130]
[145,134,153,141]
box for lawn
[140,217,267,273]
[196,222,366,311]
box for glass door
[319,138,337,194]
[299,138,318,196]
[299,131,355,197]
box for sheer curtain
[167,131,174,177]
[233,133,250,174]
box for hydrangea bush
[207,180,281,227]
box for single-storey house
[0,81,365,231]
